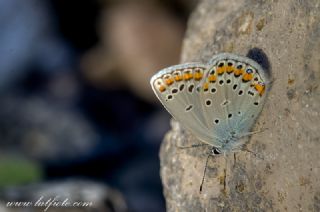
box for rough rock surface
[159,0,320,211]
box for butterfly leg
[199,146,222,193]
[200,152,212,192]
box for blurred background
[0,0,198,211]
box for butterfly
[150,53,270,190]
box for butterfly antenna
[200,153,211,193]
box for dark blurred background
[0,0,198,211]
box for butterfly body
[151,53,270,154]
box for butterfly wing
[198,53,270,150]
[151,53,270,152]
[150,63,223,147]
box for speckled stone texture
[159,0,320,211]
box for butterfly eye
[212,148,221,155]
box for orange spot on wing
[165,78,174,86]
[234,68,243,77]
[242,73,253,82]
[159,85,166,92]
[208,75,216,82]
[174,75,183,81]
[183,73,193,81]
[216,66,226,75]
[254,83,265,96]
[194,72,203,81]
[203,82,209,91]
[226,66,235,74]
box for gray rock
[160,0,320,211]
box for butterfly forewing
[150,63,223,145]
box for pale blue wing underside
[150,53,270,152]
[151,63,223,147]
